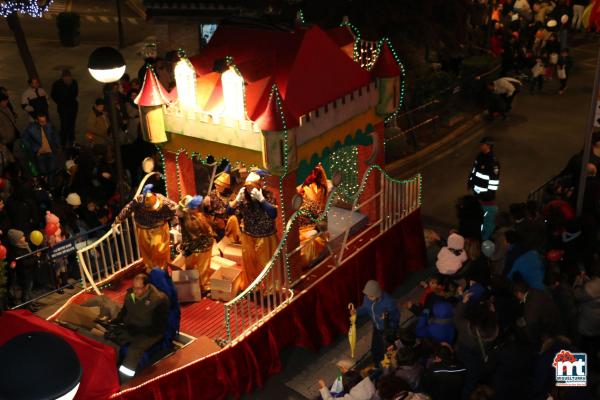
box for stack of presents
[171,239,243,303]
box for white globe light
[88,65,126,83]
[88,47,126,83]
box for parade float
[0,19,426,400]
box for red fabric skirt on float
[111,209,425,400]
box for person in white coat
[488,76,521,112]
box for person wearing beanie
[436,233,468,275]
[7,229,36,307]
[66,192,81,207]
[114,184,178,271]
[203,165,241,243]
[350,280,400,366]
[44,211,70,293]
[179,195,216,293]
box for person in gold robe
[229,170,278,290]
[203,165,241,244]
[179,195,216,293]
[114,184,178,271]
[296,163,331,266]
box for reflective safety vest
[468,151,500,201]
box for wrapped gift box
[212,243,221,257]
[210,255,238,271]
[220,243,243,265]
[172,269,201,302]
[170,227,182,246]
[210,265,242,302]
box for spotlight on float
[88,46,126,83]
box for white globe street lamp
[88,46,126,83]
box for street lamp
[88,46,128,204]
[88,46,126,83]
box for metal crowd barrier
[9,224,110,310]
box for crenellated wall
[295,80,379,146]
[163,107,263,151]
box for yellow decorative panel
[142,106,168,143]
[297,108,380,163]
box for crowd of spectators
[481,0,581,119]
[316,3,599,398]
[0,65,157,311]
[319,178,599,399]
[321,182,598,399]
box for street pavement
[0,0,154,140]
[420,40,599,232]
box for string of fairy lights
[328,146,359,204]
[377,37,407,124]
[340,19,407,124]
[0,0,53,17]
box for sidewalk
[0,30,154,143]
[244,268,432,400]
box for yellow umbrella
[348,303,357,358]
[583,2,594,29]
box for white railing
[223,166,422,342]
[337,165,421,263]
[78,172,160,294]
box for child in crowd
[530,57,545,94]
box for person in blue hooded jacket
[415,300,456,344]
[507,249,545,290]
[351,280,400,366]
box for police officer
[468,137,500,240]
